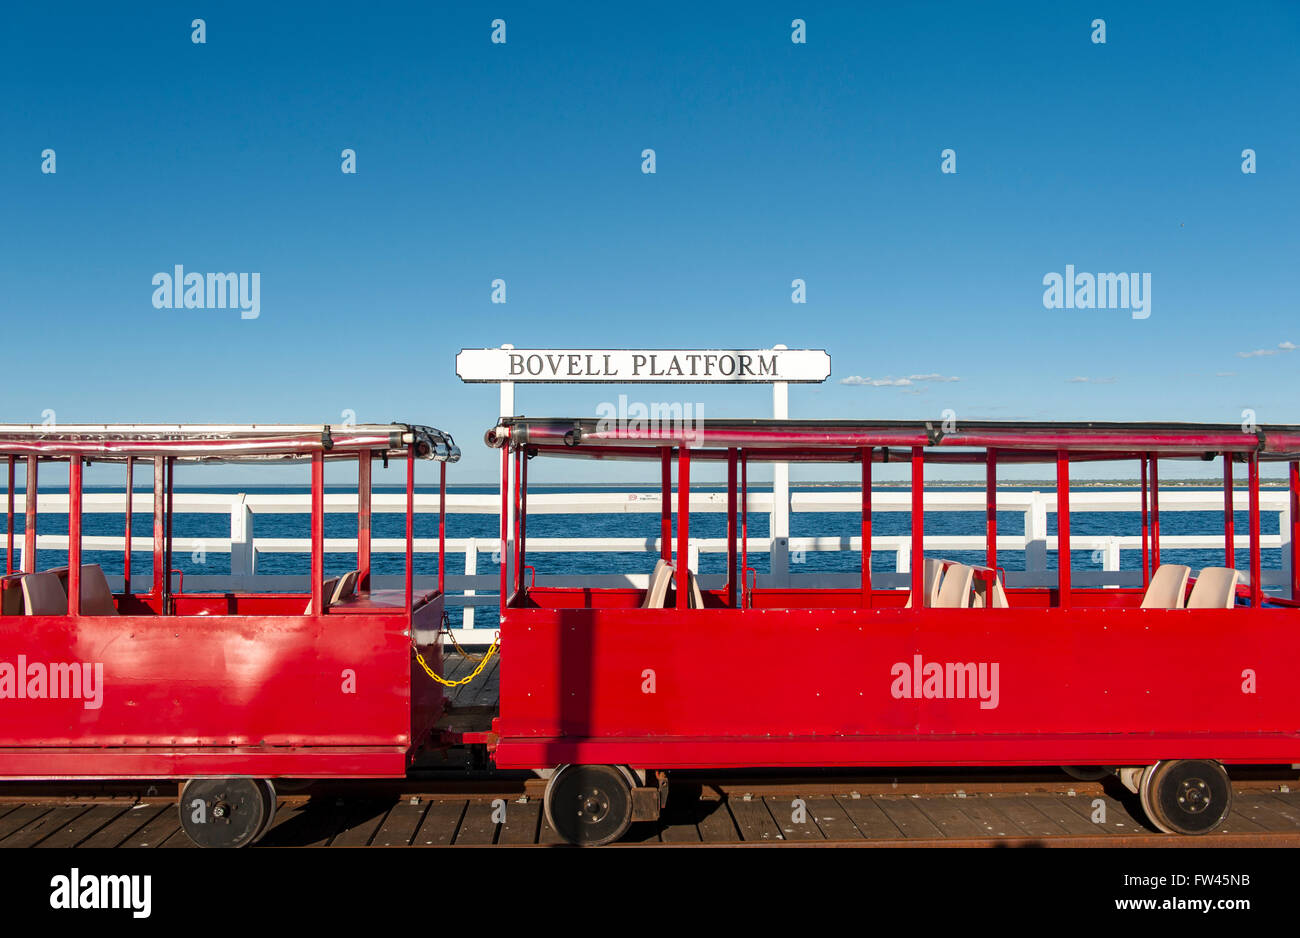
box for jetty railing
[9,488,1292,641]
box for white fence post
[1026,490,1048,576]
[1281,502,1293,600]
[229,495,255,580]
[770,359,790,586]
[463,537,478,629]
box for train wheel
[543,764,633,846]
[177,778,273,848]
[1061,766,1113,782]
[1139,760,1233,835]
[251,779,278,843]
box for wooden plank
[463,656,501,708]
[158,826,198,847]
[1018,794,1106,836]
[412,800,466,846]
[497,799,541,845]
[955,796,1030,838]
[764,796,824,841]
[1,805,93,847]
[453,801,498,845]
[728,796,782,842]
[834,795,904,840]
[1229,794,1297,833]
[1058,791,1143,833]
[695,799,740,843]
[803,797,864,841]
[538,813,567,845]
[911,796,986,838]
[873,796,944,839]
[119,805,182,847]
[78,804,169,849]
[329,800,394,847]
[35,804,131,849]
[1256,792,1300,826]
[996,797,1075,838]
[0,804,56,842]
[371,800,430,847]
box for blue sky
[2,1,1297,483]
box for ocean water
[6,484,1286,629]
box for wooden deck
[3,786,1299,848]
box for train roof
[0,424,460,463]
[488,417,1300,463]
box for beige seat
[1187,567,1240,609]
[306,576,341,614]
[641,560,675,609]
[1140,564,1191,609]
[22,571,68,615]
[934,563,975,608]
[74,565,119,615]
[971,576,1010,608]
[904,558,946,609]
[686,570,706,609]
[332,570,359,605]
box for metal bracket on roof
[925,421,944,446]
[321,425,334,451]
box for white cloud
[1067,376,1117,384]
[841,373,958,387]
[1280,341,1297,351]
[1237,341,1295,358]
[1215,371,1236,377]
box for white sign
[456,348,831,384]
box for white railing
[9,488,1293,641]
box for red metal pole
[152,456,164,599]
[660,447,672,562]
[1249,453,1262,607]
[357,452,372,592]
[513,447,523,595]
[1291,460,1300,601]
[1150,455,1161,571]
[861,447,872,607]
[1057,450,1071,608]
[499,445,509,609]
[5,456,13,575]
[23,456,37,573]
[123,456,133,595]
[740,453,748,608]
[67,456,82,616]
[311,451,324,615]
[1223,455,1235,569]
[677,447,690,610]
[726,448,737,608]
[1140,457,1149,587]
[985,448,997,570]
[405,446,415,613]
[164,457,174,611]
[911,446,924,602]
[438,459,447,595]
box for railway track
[2,770,1298,847]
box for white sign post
[456,345,832,611]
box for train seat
[305,576,341,614]
[971,576,1010,608]
[686,570,706,609]
[641,560,675,609]
[75,565,119,615]
[1187,567,1240,609]
[1140,564,1191,609]
[904,558,946,609]
[21,571,68,615]
[934,563,975,608]
[333,570,360,604]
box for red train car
[0,423,459,847]
[486,417,1300,844]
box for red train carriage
[0,423,459,847]
[486,417,1300,845]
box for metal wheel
[543,764,634,846]
[1139,760,1233,835]
[178,778,273,848]
[252,779,278,843]
[1061,766,1113,782]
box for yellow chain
[416,632,499,688]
